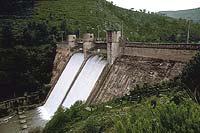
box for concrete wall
[90,56,186,104]
[83,33,95,58]
[124,47,198,62]
[107,31,121,64]
[88,42,199,104]
[53,33,200,105]
[83,33,94,42]
[68,35,76,48]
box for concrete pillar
[83,33,95,58]
[67,35,77,48]
[107,30,121,65]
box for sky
[106,0,200,12]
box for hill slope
[1,0,200,43]
[159,8,200,23]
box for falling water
[38,53,84,120]
[62,55,107,108]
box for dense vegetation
[44,53,200,133]
[0,0,35,16]
[181,53,200,102]
[1,0,200,43]
[0,21,57,101]
[159,8,200,23]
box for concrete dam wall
[87,38,199,104]
[49,32,199,106]
[124,43,199,62]
[1,31,199,132]
[89,55,185,104]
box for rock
[19,115,26,119]
[21,130,28,133]
[105,105,112,109]
[20,120,26,124]
[85,107,92,111]
[18,111,23,115]
[21,124,28,130]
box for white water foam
[62,55,107,108]
[38,53,84,120]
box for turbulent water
[38,53,84,120]
[62,55,107,108]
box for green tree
[181,53,200,103]
[0,24,14,48]
[0,0,35,16]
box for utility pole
[187,19,191,44]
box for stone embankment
[90,55,185,104]
[49,45,71,89]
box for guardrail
[0,92,43,117]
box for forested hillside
[0,23,56,101]
[159,8,200,23]
[0,0,200,101]
[1,0,200,43]
[0,1,57,101]
[0,0,35,16]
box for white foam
[38,53,84,120]
[62,55,107,108]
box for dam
[0,30,199,132]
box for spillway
[62,55,107,108]
[38,53,84,120]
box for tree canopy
[181,53,200,102]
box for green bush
[112,98,200,133]
[181,53,200,102]
[45,93,200,132]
